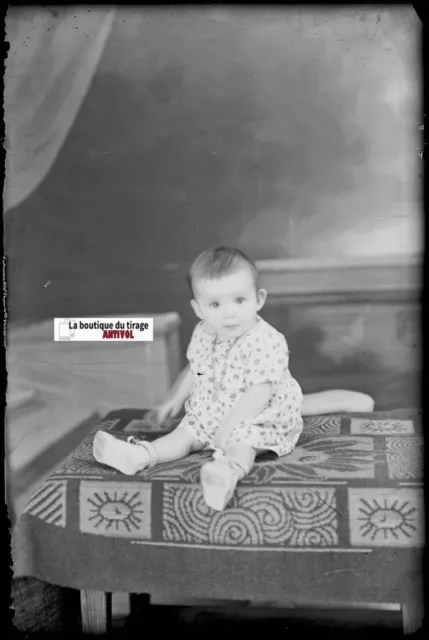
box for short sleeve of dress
[243,325,290,386]
[186,321,205,365]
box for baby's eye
[210,302,219,308]
[236,298,245,304]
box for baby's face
[191,268,267,341]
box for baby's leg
[201,444,257,511]
[93,427,204,476]
[152,427,205,462]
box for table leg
[80,590,111,634]
[402,600,424,635]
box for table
[12,408,424,634]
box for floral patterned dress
[178,316,303,457]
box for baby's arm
[214,383,272,449]
[154,365,193,423]
[168,365,193,406]
[154,323,204,424]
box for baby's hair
[187,246,259,297]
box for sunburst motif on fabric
[79,481,151,538]
[349,488,424,547]
[350,419,414,435]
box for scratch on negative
[309,489,341,518]
[323,569,353,576]
[9,433,27,454]
[313,19,331,27]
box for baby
[93,246,374,511]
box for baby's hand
[152,398,182,427]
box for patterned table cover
[12,408,424,606]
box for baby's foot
[93,431,154,475]
[200,459,245,511]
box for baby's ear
[256,288,267,310]
[190,299,203,320]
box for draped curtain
[4,6,115,213]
